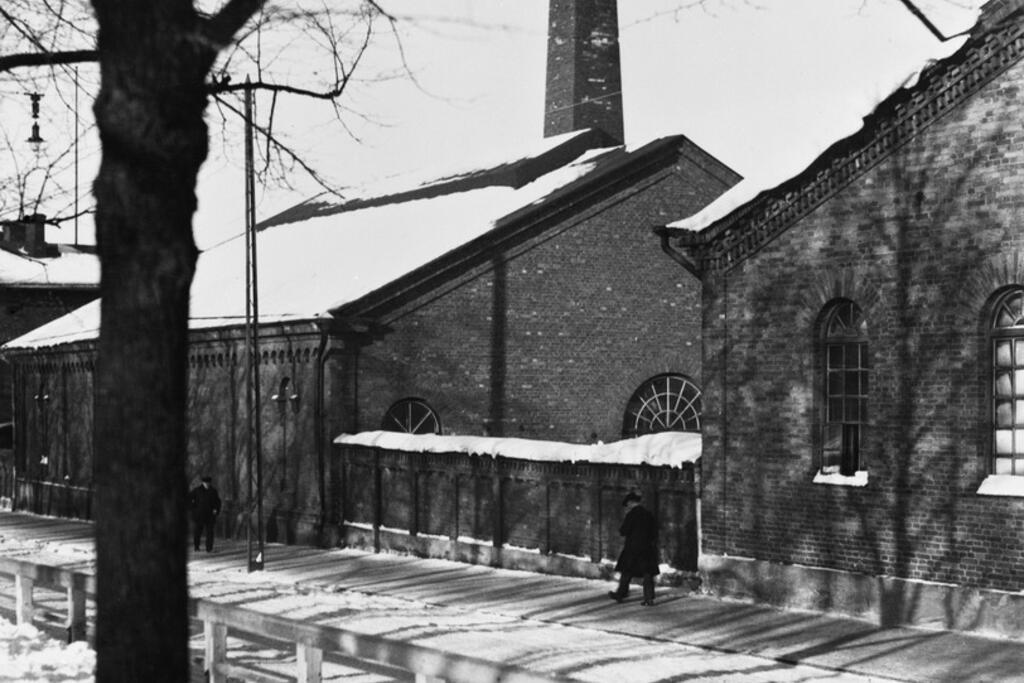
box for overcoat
[614,504,660,576]
[189,484,221,522]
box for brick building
[656,0,1024,635]
[1,0,737,549]
[0,216,97,504]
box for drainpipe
[653,226,701,278]
[314,321,331,541]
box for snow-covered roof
[0,245,98,290]
[668,35,971,234]
[5,129,674,351]
[334,430,701,469]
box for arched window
[622,373,702,438]
[821,300,868,475]
[380,398,442,435]
[991,288,1024,476]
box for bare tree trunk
[89,3,213,679]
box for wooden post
[450,470,459,543]
[205,620,228,683]
[15,574,33,625]
[491,459,503,549]
[590,471,602,563]
[409,455,419,537]
[66,585,86,642]
[373,449,382,553]
[542,481,551,555]
[296,642,323,683]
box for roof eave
[332,135,729,320]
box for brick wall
[184,330,326,544]
[338,444,699,572]
[355,160,722,444]
[701,55,1024,593]
[0,287,95,425]
[544,0,623,143]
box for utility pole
[244,77,265,572]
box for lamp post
[26,93,44,152]
[271,378,299,493]
[244,79,265,572]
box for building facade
[0,216,98,506]
[661,0,1024,634]
[2,0,738,552]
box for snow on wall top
[4,130,637,351]
[334,430,701,469]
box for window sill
[976,474,1024,497]
[813,470,868,487]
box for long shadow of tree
[719,117,1017,656]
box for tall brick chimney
[544,0,624,145]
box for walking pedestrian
[189,475,221,552]
[608,491,660,606]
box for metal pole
[73,67,79,245]
[244,79,264,571]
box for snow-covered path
[4,512,1013,682]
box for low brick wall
[14,477,92,521]
[700,554,1024,640]
[334,444,699,579]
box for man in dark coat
[608,491,660,606]
[189,476,221,552]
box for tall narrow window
[821,301,868,475]
[992,289,1024,476]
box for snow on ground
[0,619,94,682]
[334,430,701,468]
[0,518,895,683]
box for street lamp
[26,93,44,152]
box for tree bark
[89,2,213,679]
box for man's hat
[622,492,641,507]
[201,475,212,483]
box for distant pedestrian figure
[608,491,660,606]
[189,476,221,552]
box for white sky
[3,1,987,250]
[191,0,985,249]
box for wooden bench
[0,555,561,682]
[0,555,92,642]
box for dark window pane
[828,344,843,369]
[828,398,843,422]
[828,371,843,396]
[845,371,860,395]
[846,343,860,368]
[859,371,869,394]
[844,400,860,422]
[841,423,860,475]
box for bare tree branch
[202,0,268,48]
[210,77,351,98]
[211,91,344,199]
[896,0,951,41]
[0,48,96,73]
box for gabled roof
[3,128,736,351]
[665,5,1022,273]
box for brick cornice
[691,14,1024,273]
